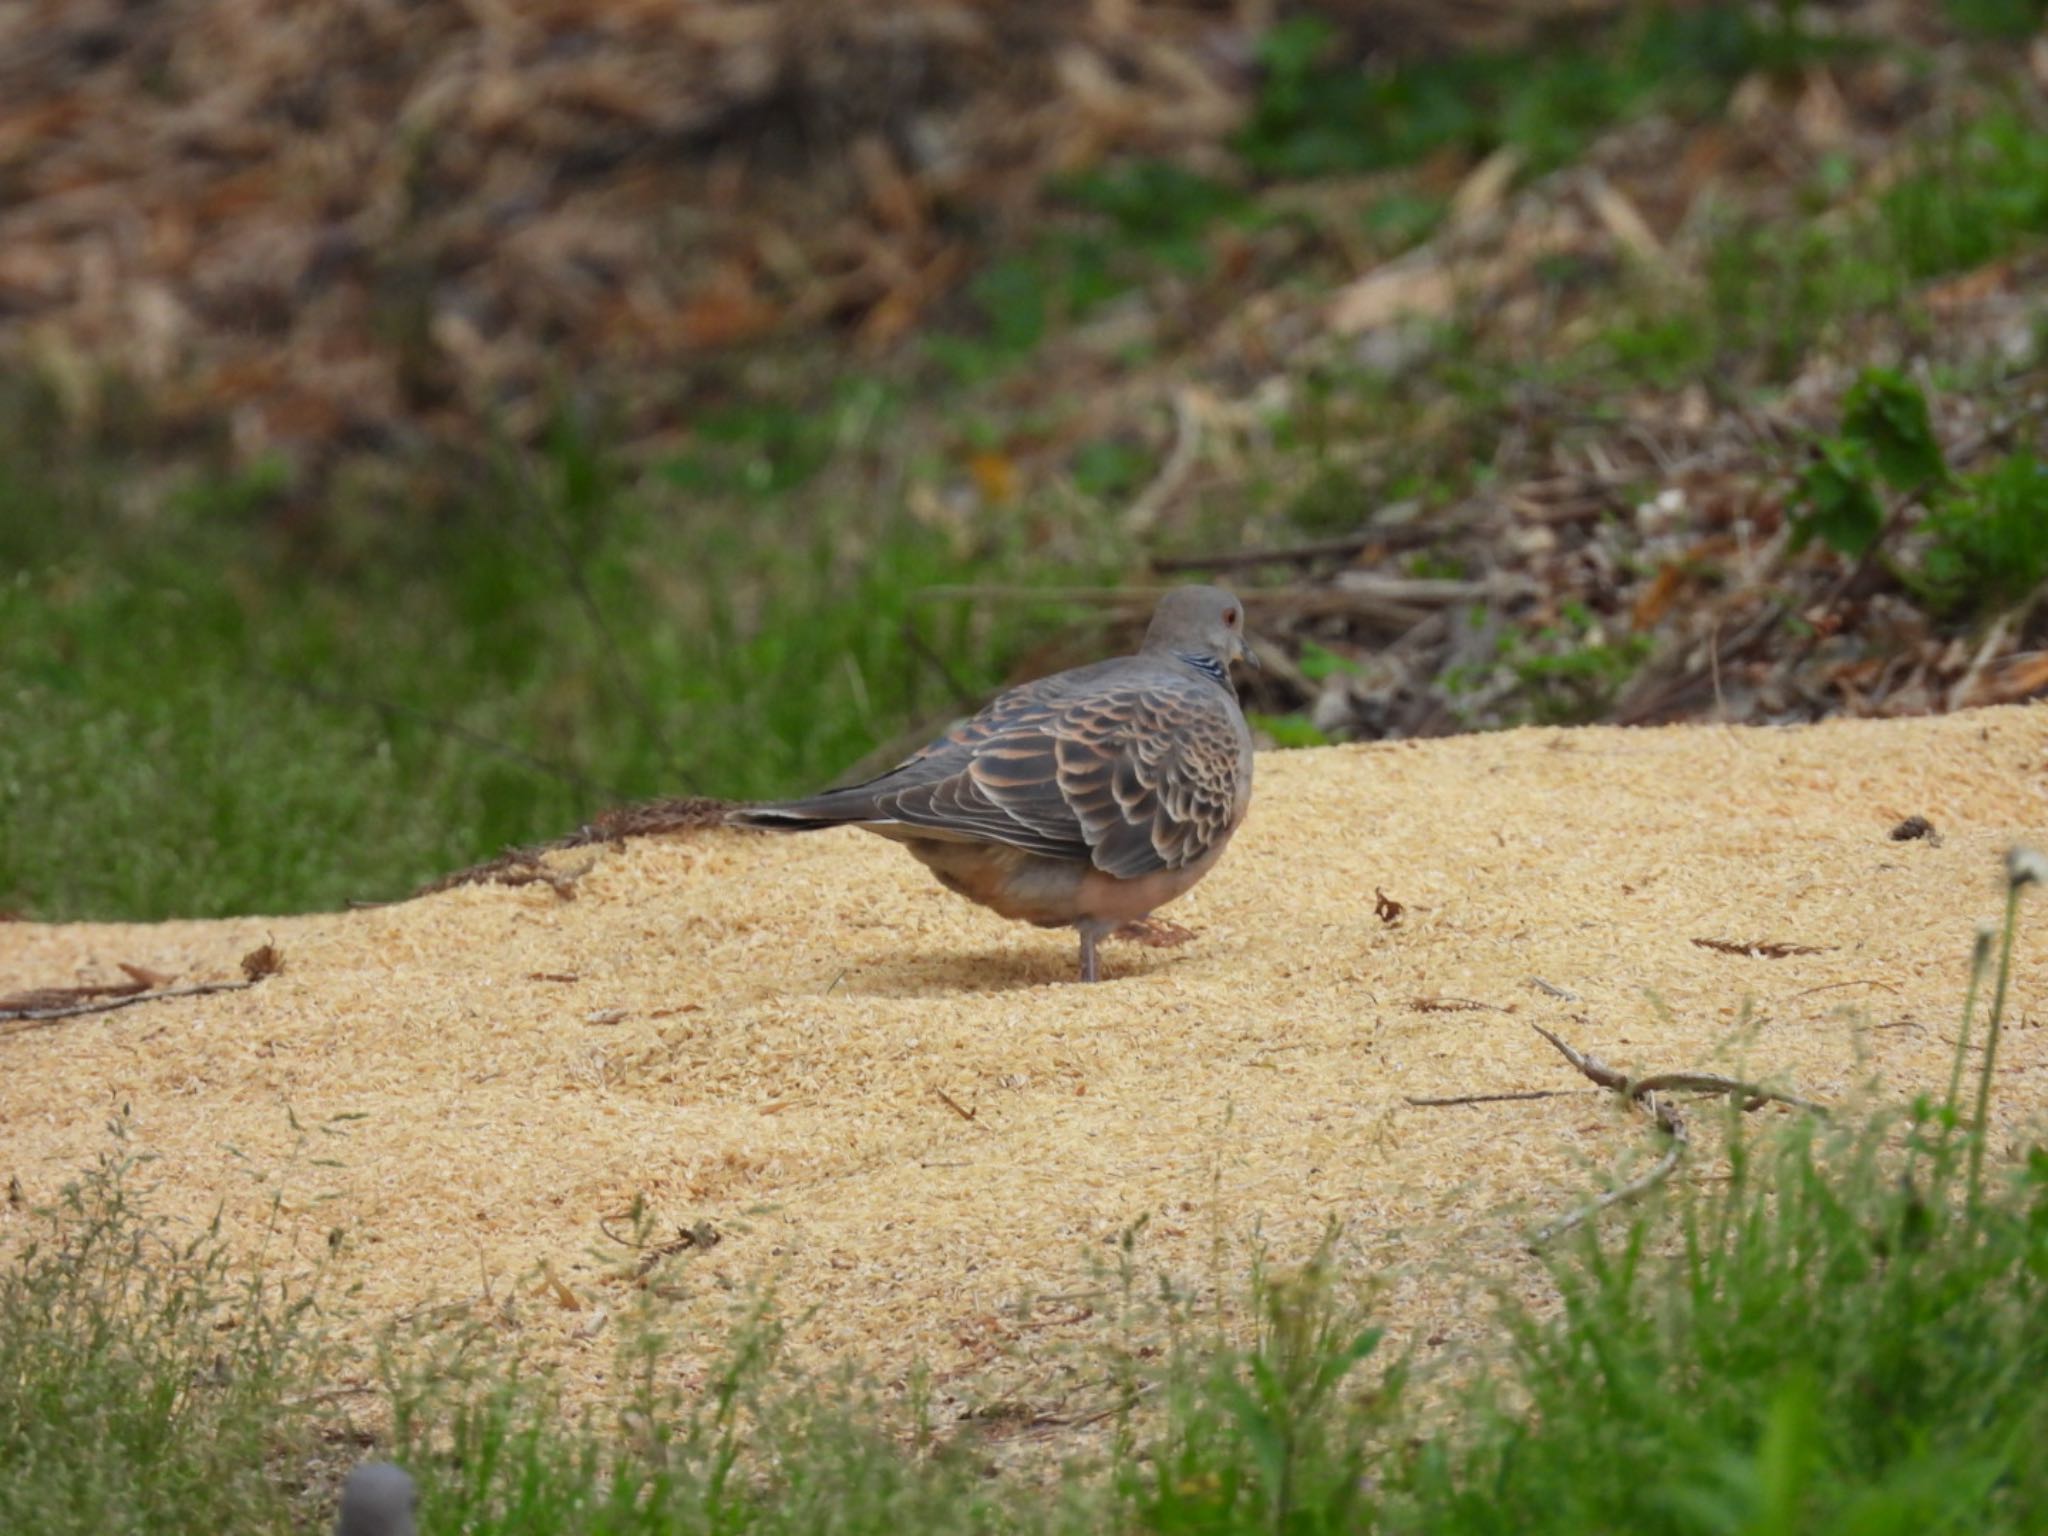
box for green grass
[4,865,2043,1534]
[1599,101,2048,391]
[0,393,1122,919]
[0,1117,349,1535]
[1238,6,1841,181]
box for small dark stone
[1890,816,1936,842]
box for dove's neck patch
[1174,651,1229,686]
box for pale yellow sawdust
[2,706,2045,1421]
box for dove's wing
[738,660,1248,878]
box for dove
[731,585,1256,982]
[334,1461,417,1536]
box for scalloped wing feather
[861,666,1247,877]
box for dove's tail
[725,791,887,833]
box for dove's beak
[1234,631,1260,671]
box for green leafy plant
[1790,367,1945,558]
[1296,639,1363,683]
[1916,451,2048,615]
[1505,602,1654,724]
[1944,0,2048,36]
[1791,368,2046,616]
[1791,436,1889,557]
[1248,711,1333,747]
[1839,366,1947,491]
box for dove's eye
[1224,608,1239,627]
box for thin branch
[1405,1089,1585,1107]
[1,981,259,1035]
[1122,388,1202,536]
[1153,533,1375,573]
[1528,1022,1629,1091]
[1627,1072,1830,1117]
[1530,1096,1689,1246]
[1151,515,1475,575]
[918,584,1163,607]
[1784,978,1902,1001]
[934,1087,986,1127]
[1524,1022,1827,1247]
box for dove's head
[1143,585,1258,679]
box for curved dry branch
[1530,1094,1689,1246]
[1525,1022,1827,1248]
[1628,1071,1830,1117]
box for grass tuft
[0,1114,348,1536]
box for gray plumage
[732,585,1257,981]
[334,1461,417,1536]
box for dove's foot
[1114,917,1198,948]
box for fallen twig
[1526,1022,1828,1246]
[1122,387,1203,536]
[1405,1088,1583,1107]
[1692,937,1828,959]
[0,962,168,1013]
[1410,995,1512,1014]
[1,980,259,1034]
[1529,1023,1628,1090]
[1531,1095,1689,1245]
[1784,977,1901,1001]
[1149,519,1469,575]
[1152,532,1375,573]
[1628,1072,1830,1117]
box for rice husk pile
[3,705,2045,1421]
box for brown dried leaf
[1410,996,1511,1014]
[1583,171,1663,263]
[1329,261,1456,336]
[1692,938,1828,959]
[1631,563,1688,629]
[1922,259,2015,314]
[1449,145,1521,227]
[1974,650,2048,706]
[968,451,1020,507]
[1374,888,1405,925]
[239,944,283,982]
[536,1261,581,1312]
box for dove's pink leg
[1076,919,1114,983]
